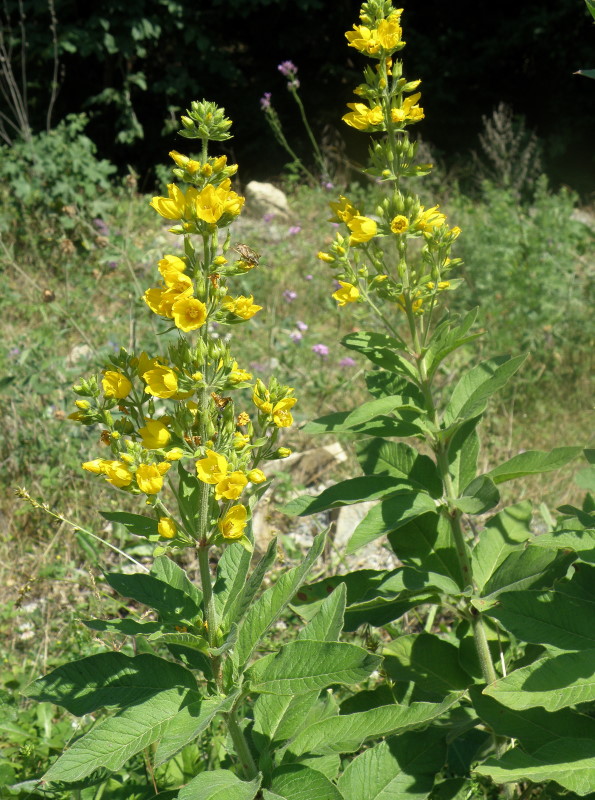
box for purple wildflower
[323,181,335,190]
[107,260,118,270]
[9,347,20,358]
[339,357,356,368]
[296,320,308,332]
[312,343,329,358]
[278,60,297,77]
[288,225,301,235]
[263,212,275,223]
[305,274,313,281]
[93,218,109,236]
[260,92,272,110]
[290,331,303,343]
[283,290,297,302]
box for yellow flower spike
[196,448,229,485]
[215,471,248,501]
[165,447,185,461]
[347,215,378,244]
[158,517,177,539]
[390,215,410,234]
[171,296,208,332]
[272,397,297,428]
[150,183,186,220]
[138,419,171,450]
[342,103,384,131]
[222,295,263,320]
[104,460,133,488]
[247,469,266,484]
[332,281,361,307]
[169,150,201,174]
[218,504,248,540]
[136,463,165,495]
[82,459,109,475]
[102,370,132,399]
[143,366,179,398]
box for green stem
[197,545,217,645]
[289,87,326,178]
[226,707,258,779]
[472,611,498,684]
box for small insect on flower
[212,393,232,409]
[233,243,260,268]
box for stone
[245,181,292,222]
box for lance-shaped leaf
[453,476,499,515]
[443,355,526,427]
[530,529,595,562]
[283,476,421,517]
[233,531,325,669]
[271,765,344,800]
[423,308,482,380]
[23,652,196,715]
[469,685,595,753]
[232,537,279,625]
[486,447,582,484]
[346,492,438,553]
[178,770,262,800]
[303,403,425,438]
[151,555,203,607]
[154,692,237,765]
[471,502,533,593]
[100,510,158,538]
[341,330,416,377]
[297,582,346,643]
[356,439,442,498]
[43,687,195,783]
[83,618,163,635]
[447,416,481,497]
[104,571,201,623]
[484,649,595,711]
[214,540,252,623]
[248,640,381,695]
[383,634,474,697]
[475,739,595,796]
[287,695,461,757]
[177,462,201,531]
[365,372,425,404]
[338,727,447,800]
[485,589,595,651]
[389,513,465,589]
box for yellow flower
[104,460,133,488]
[342,103,384,131]
[215,471,248,501]
[218,504,248,540]
[391,92,424,124]
[347,216,378,244]
[171,296,208,332]
[414,205,447,233]
[376,15,403,50]
[136,462,170,495]
[449,226,462,239]
[390,215,409,234]
[143,366,179,398]
[158,516,177,538]
[276,447,292,459]
[329,195,358,224]
[165,447,185,461]
[150,183,186,220]
[247,469,266,484]
[102,371,132,399]
[252,385,273,415]
[332,281,360,307]
[134,352,162,377]
[272,397,297,428]
[317,251,335,263]
[138,418,171,450]
[82,458,109,475]
[397,293,424,313]
[427,281,451,291]
[229,361,252,383]
[196,448,229,484]
[237,411,250,426]
[223,295,262,320]
[233,432,250,450]
[169,150,201,174]
[158,254,187,283]
[190,181,245,224]
[75,399,90,410]
[345,24,380,55]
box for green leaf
[287,695,461,757]
[154,692,237,765]
[577,68,595,79]
[271,765,344,800]
[346,493,438,553]
[177,462,201,531]
[233,531,325,669]
[486,447,583,484]
[341,330,416,377]
[23,653,196,715]
[83,618,163,635]
[446,417,481,496]
[485,589,595,651]
[587,0,595,22]
[383,634,474,696]
[231,537,278,626]
[469,685,595,753]
[104,571,201,623]
[151,555,203,608]
[298,582,346,642]
[531,529,595,560]
[214,540,252,624]
[443,355,526,427]
[356,439,442,497]
[249,640,381,695]
[43,688,195,783]
[178,770,262,800]
[100,510,158,537]
[338,727,447,800]
[471,502,533,592]
[303,395,424,436]
[388,513,465,590]
[484,649,595,710]
[476,545,575,609]
[423,309,483,380]
[453,476,499,515]
[283,476,422,517]
[475,739,595,795]
[365,372,425,403]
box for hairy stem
[226,707,258,780]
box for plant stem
[472,611,498,684]
[226,707,258,779]
[197,545,217,645]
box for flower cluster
[70,102,296,552]
[318,1,462,320]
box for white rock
[245,181,292,222]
